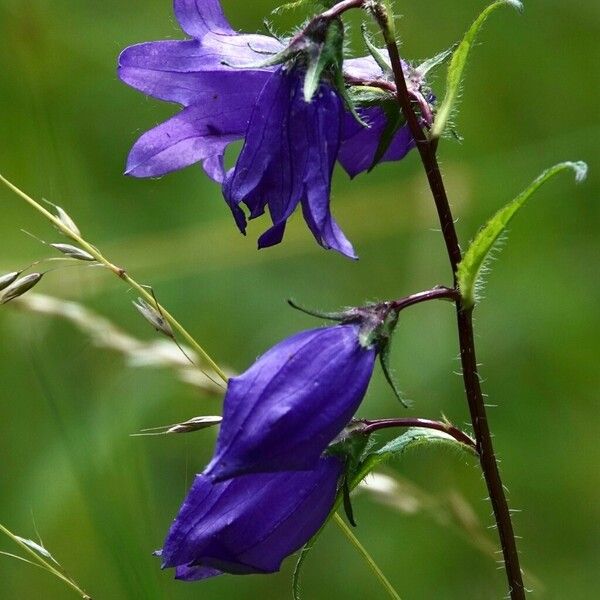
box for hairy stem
[390,286,459,312]
[0,174,228,384]
[360,418,476,450]
[369,5,526,598]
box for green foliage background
[0,1,598,598]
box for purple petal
[343,56,385,81]
[119,45,273,107]
[174,0,234,38]
[300,87,356,258]
[204,324,376,481]
[162,457,342,576]
[173,0,284,62]
[338,107,415,178]
[126,74,268,181]
[224,68,354,256]
[175,565,222,581]
[224,68,307,231]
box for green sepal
[457,161,588,308]
[292,428,475,599]
[368,100,403,173]
[303,17,345,102]
[346,85,391,107]
[342,475,357,527]
[358,308,398,349]
[432,0,523,139]
[416,44,457,78]
[379,341,409,408]
[360,24,392,76]
[333,65,370,128]
[287,298,350,321]
[326,423,373,473]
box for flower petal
[343,55,385,81]
[224,68,306,230]
[162,457,342,576]
[175,565,222,581]
[119,45,272,107]
[174,0,234,38]
[338,107,414,178]
[125,105,242,181]
[299,87,356,258]
[204,324,376,480]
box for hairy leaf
[432,0,523,139]
[457,161,588,308]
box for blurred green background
[0,0,598,598]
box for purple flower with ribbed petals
[118,1,435,256]
[223,66,355,258]
[204,323,376,482]
[161,456,343,580]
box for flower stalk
[364,3,527,597]
[359,418,476,450]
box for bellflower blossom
[161,456,343,580]
[204,323,376,482]
[118,0,432,256]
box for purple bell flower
[161,456,343,580]
[118,0,430,255]
[204,323,376,482]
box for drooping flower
[161,456,343,580]
[204,323,377,482]
[118,0,435,256]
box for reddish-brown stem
[360,418,477,450]
[365,4,526,598]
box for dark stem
[360,418,476,450]
[389,286,458,312]
[368,5,526,598]
[321,0,365,20]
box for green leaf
[431,0,523,139]
[292,428,474,598]
[457,161,588,308]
